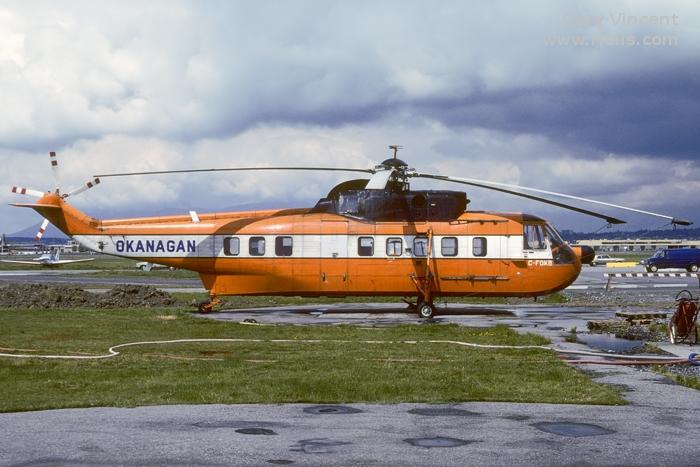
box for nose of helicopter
[572,245,595,264]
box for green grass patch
[0,307,623,412]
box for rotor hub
[380,158,408,170]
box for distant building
[574,238,700,252]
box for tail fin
[11,193,102,237]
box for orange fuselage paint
[26,193,581,298]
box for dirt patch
[0,283,178,309]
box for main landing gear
[417,300,436,319]
[197,295,221,313]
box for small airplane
[9,149,692,318]
[0,248,95,267]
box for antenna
[388,145,403,159]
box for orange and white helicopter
[10,148,692,318]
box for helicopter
[10,148,692,318]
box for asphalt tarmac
[3,265,700,465]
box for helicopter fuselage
[30,191,584,299]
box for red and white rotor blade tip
[63,177,100,198]
[34,218,50,242]
[49,151,61,193]
[11,186,45,197]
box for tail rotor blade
[11,186,45,198]
[49,151,63,194]
[63,177,101,198]
[34,218,50,242]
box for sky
[1,0,699,234]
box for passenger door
[320,219,349,293]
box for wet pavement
[3,394,700,466]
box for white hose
[0,338,690,362]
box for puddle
[404,437,472,448]
[290,438,352,454]
[408,407,479,417]
[577,333,644,354]
[194,420,282,429]
[303,405,363,415]
[236,428,277,435]
[532,422,615,437]
[503,414,530,421]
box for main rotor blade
[365,168,395,189]
[413,173,627,225]
[413,173,691,226]
[94,167,375,177]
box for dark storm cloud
[423,61,700,158]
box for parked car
[589,254,625,266]
[136,261,175,271]
[645,248,700,272]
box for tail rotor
[9,151,102,241]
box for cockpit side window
[523,224,547,250]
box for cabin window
[524,224,547,250]
[249,236,265,256]
[358,237,374,256]
[473,237,487,257]
[275,236,293,256]
[223,237,240,256]
[441,237,458,257]
[386,238,403,256]
[413,237,429,257]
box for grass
[652,366,700,390]
[0,254,199,278]
[0,254,135,271]
[0,307,623,412]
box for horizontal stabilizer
[10,203,62,209]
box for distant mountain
[7,222,68,239]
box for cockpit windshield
[545,223,576,264]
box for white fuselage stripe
[73,234,554,260]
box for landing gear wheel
[198,300,213,313]
[196,295,221,314]
[417,301,435,319]
[648,265,658,272]
[689,264,699,272]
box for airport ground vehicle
[135,262,176,271]
[645,248,700,272]
[589,254,625,266]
